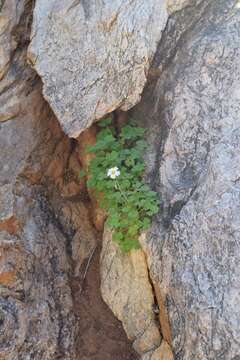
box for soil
[71,246,139,360]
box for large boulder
[134,0,240,358]
[28,0,168,137]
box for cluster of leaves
[85,117,159,252]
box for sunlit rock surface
[28,0,168,137]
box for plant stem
[115,180,128,203]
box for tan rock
[153,283,172,346]
[151,340,173,360]
[133,323,161,355]
[61,202,97,275]
[0,96,21,122]
[0,233,25,289]
[166,0,190,14]
[60,180,82,198]
[0,216,20,236]
[139,233,172,346]
[100,227,161,356]
[59,150,85,197]
[46,137,70,180]
[77,126,97,171]
[77,126,106,231]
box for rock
[151,340,173,360]
[2,0,240,358]
[59,201,97,275]
[0,0,25,79]
[166,0,190,13]
[100,227,161,357]
[0,184,14,222]
[1,200,77,360]
[134,1,240,358]
[77,126,107,230]
[0,82,77,360]
[28,0,168,137]
[134,339,173,360]
[0,1,97,358]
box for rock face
[0,14,77,357]
[1,0,240,359]
[0,1,102,359]
[28,0,168,137]
[0,0,25,81]
[0,55,76,360]
[134,1,240,358]
[100,228,162,358]
[0,2,139,359]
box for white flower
[107,167,120,179]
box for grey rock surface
[0,1,91,359]
[28,0,168,137]
[0,0,24,80]
[2,0,240,359]
[0,2,138,359]
[134,1,240,358]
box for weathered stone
[0,2,139,357]
[28,0,168,137]
[2,0,240,358]
[0,89,77,359]
[0,184,14,222]
[77,126,106,230]
[0,0,25,79]
[60,201,97,275]
[140,340,174,360]
[139,234,172,346]
[0,202,77,360]
[166,0,190,13]
[133,323,161,355]
[100,227,161,357]
[151,340,173,360]
[134,1,240,358]
[0,1,95,358]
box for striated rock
[0,184,14,222]
[28,0,168,137]
[0,1,95,358]
[2,0,240,359]
[100,227,161,357]
[141,340,173,360]
[166,0,191,13]
[0,0,25,80]
[151,340,173,360]
[0,202,77,360]
[0,0,156,358]
[134,0,240,358]
[0,80,77,360]
[77,126,107,231]
[0,2,138,358]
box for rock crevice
[1,0,240,359]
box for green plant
[86,117,159,252]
